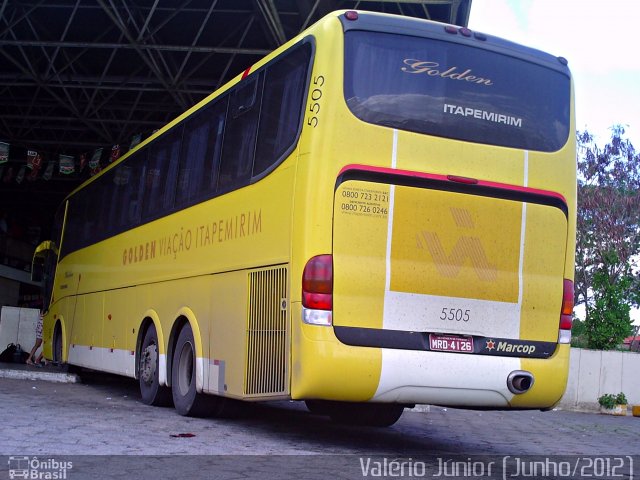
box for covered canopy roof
[0,0,471,231]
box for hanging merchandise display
[110,144,121,163]
[59,154,75,174]
[89,148,103,176]
[0,142,9,164]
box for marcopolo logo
[497,341,536,355]
[8,456,73,479]
[486,340,536,355]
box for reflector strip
[337,163,568,210]
[517,150,529,307]
[385,130,398,293]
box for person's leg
[26,338,42,364]
[35,351,47,366]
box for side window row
[62,42,312,258]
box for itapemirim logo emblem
[416,207,498,281]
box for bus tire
[305,400,332,415]
[139,324,172,407]
[171,324,209,417]
[52,323,63,364]
[329,402,405,427]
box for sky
[468,0,640,148]
[470,0,640,326]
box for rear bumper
[291,315,570,409]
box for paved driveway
[0,369,638,479]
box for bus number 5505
[307,75,324,128]
[440,308,470,322]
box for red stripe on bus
[241,67,251,79]
[337,164,567,204]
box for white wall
[559,348,640,411]
[0,306,40,353]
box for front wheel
[52,323,63,364]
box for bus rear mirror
[32,240,57,283]
[31,258,44,282]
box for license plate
[429,334,473,353]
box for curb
[0,368,80,384]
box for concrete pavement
[1,365,639,479]
[0,361,80,383]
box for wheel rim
[140,342,158,385]
[177,341,194,396]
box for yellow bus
[33,10,575,427]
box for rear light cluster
[558,279,574,344]
[302,254,333,326]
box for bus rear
[293,11,575,414]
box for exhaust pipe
[507,370,534,394]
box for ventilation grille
[245,266,288,396]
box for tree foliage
[575,126,640,349]
[583,253,634,349]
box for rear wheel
[171,324,211,417]
[328,402,405,427]
[139,324,172,406]
[170,324,242,418]
[305,400,333,415]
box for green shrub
[598,392,627,409]
[615,392,628,404]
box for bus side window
[68,187,98,255]
[81,175,104,244]
[127,151,147,226]
[201,108,225,198]
[107,149,147,230]
[50,204,64,261]
[82,191,94,244]
[253,44,311,177]
[104,168,120,236]
[177,112,209,206]
[95,169,112,238]
[176,97,227,206]
[107,165,128,234]
[217,72,264,194]
[63,195,82,256]
[143,126,182,219]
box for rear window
[344,31,570,152]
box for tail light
[302,254,333,326]
[558,279,574,344]
[344,10,359,21]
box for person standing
[26,312,46,366]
